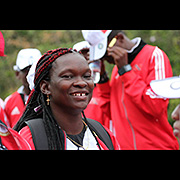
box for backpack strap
[25,118,114,150]
[25,118,48,150]
[86,118,114,150]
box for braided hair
[14,48,81,150]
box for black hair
[108,30,124,42]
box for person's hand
[107,46,128,69]
[171,104,180,140]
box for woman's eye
[61,75,73,79]
[83,74,91,79]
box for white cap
[82,30,112,61]
[150,76,180,99]
[73,41,90,52]
[13,48,42,71]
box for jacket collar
[127,37,147,64]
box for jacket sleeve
[121,47,173,119]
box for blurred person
[4,48,41,128]
[73,41,110,129]
[82,30,179,150]
[14,48,120,150]
[0,32,31,150]
[0,31,8,126]
[151,76,180,144]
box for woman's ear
[40,80,51,95]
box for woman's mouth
[71,92,88,97]
[69,91,90,101]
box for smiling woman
[41,53,94,116]
[14,48,120,150]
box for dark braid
[14,48,80,150]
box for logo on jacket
[11,106,20,115]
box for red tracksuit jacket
[4,91,25,128]
[97,42,179,150]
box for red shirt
[97,44,179,150]
[4,91,25,128]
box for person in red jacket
[0,32,31,150]
[0,32,8,126]
[82,30,179,150]
[4,48,41,128]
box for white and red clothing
[19,125,120,150]
[0,120,31,150]
[4,86,28,128]
[97,38,179,150]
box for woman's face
[45,53,94,113]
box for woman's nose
[73,77,87,88]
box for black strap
[26,118,114,150]
[86,118,114,150]
[25,119,48,150]
[19,93,25,105]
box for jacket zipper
[121,82,137,150]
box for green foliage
[0,30,179,126]
[0,30,84,99]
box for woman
[14,48,120,150]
